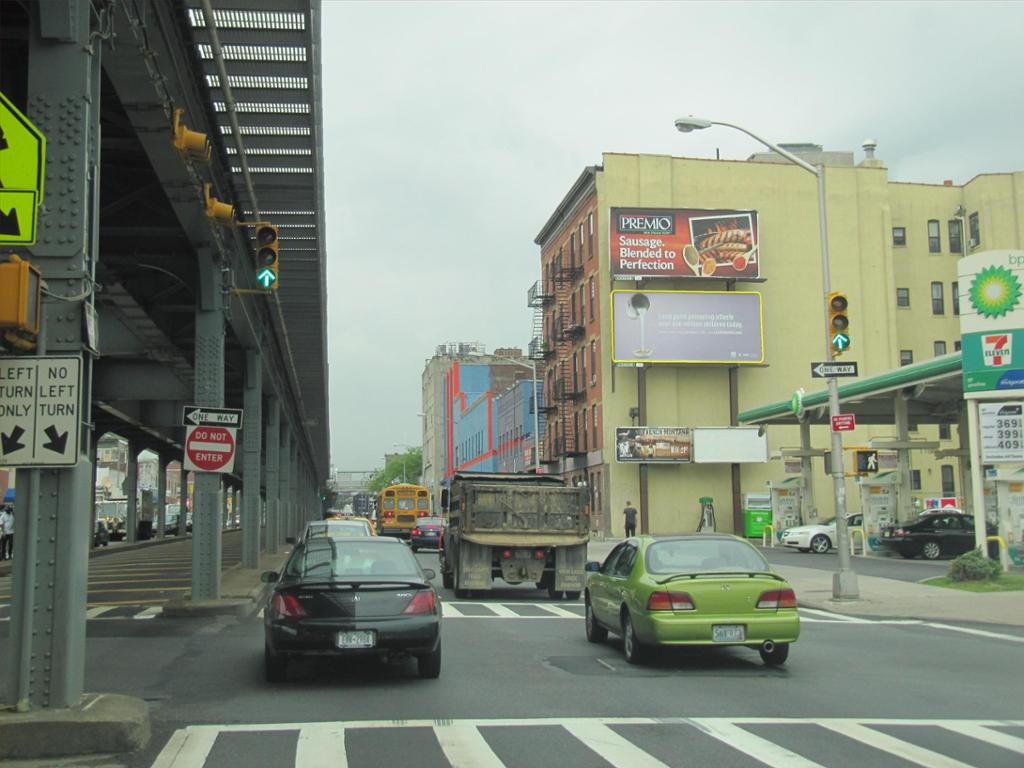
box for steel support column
[280,428,293,540]
[894,396,913,523]
[242,350,262,567]
[125,443,138,543]
[179,462,188,536]
[7,0,99,710]
[264,400,280,555]
[157,455,168,538]
[191,246,225,599]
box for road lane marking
[484,604,519,618]
[134,606,162,619]
[434,723,504,767]
[689,719,825,768]
[536,604,583,618]
[940,722,1024,754]
[818,720,974,768]
[922,622,1024,644]
[797,607,870,623]
[442,603,465,617]
[85,606,109,619]
[150,727,217,768]
[562,721,669,768]
[295,725,348,768]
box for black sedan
[879,512,994,560]
[262,537,441,682]
[410,516,444,552]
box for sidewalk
[585,538,1024,628]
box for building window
[588,212,594,259]
[892,227,906,247]
[578,222,584,260]
[590,340,597,384]
[579,285,586,325]
[900,350,914,366]
[934,341,947,357]
[592,404,598,430]
[969,212,980,246]
[931,282,944,315]
[896,288,910,307]
[582,413,588,452]
[948,219,962,254]
[952,281,960,315]
[570,234,576,266]
[927,220,941,253]
[941,464,955,496]
[589,277,595,320]
[911,469,922,491]
[954,340,962,351]
[580,347,586,384]
[939,423,951,440]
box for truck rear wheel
[547,587,563,600]
[442,570,453,589]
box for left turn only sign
[184,425,237,473]
[0,356,82,467]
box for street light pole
[674,116,859,599]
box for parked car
[410,516,444,552]
[93,520,110,547]
[584,534,799,666]
[879,512,995,560]
[262,537,441,682]
[780,514,862,554]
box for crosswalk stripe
[434,723,504,767]
[295,725,348,768]
[151,727,217,768]
[483,604,519,618]
[562,721,670,768]
[86,606,109,619]
[690,719,826,768]
[135,606,162,619]
[442,603,464,618]
[940,722,1024,754]
[817,720,974,768]
[536,604,583,618]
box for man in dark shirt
[623,501,638,538]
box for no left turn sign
[184,425,236,473]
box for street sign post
[831,413,856,432]
[0,356,82,466]
[182,405,243,428]
[184,425,237,473]
[811,361,858,378]
[0,91,46,245]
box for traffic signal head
[828,291,850,357]
[172,109,211,162]
[255,224,279,290]
[203,183,235,225]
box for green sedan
[584,534,799,665]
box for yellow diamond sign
[0,90,46,245]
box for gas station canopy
[739,353,964,427]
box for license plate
[712,625,746,642]
[335,630,375,649]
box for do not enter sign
[184,425,236,473]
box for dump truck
[438,472,590,600]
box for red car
[410,516,444,552]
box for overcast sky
[320,0,1023,472]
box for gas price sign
[979,402,1024,463]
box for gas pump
[988,467,1024,566]
[768,478,803,538]
[858,471,898,553]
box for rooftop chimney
[858,139,884,169]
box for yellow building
[533,146,1024,537]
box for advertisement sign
[958,250,1024,396]
[610,290,764,364]
[610,207,760,280]
[979,402,1024,463]
[615,427,691,463]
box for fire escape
[527,279,553,466]
[549,247,585,459]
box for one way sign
[811,361,859,378]
[182,405,243,428]
[856,450,879,474]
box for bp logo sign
[969,266,1022,319]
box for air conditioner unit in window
[969,237,978,248]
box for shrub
[948,549,1002,582]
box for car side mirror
[285,536,296,545]
[422,568,436,580]
[585,561,601,572]
[260,571,279,583]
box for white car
[780,514,862,554]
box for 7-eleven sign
[983,334,1012,367]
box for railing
[527,280,553,307]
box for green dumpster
[743,493,772,538]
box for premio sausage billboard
[610,207,760,280]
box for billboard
[610,207,760,280]
[958,250,1024,396]
[615,427,691,463]
[610,290,764,364]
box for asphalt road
[756,543,951,582]
[3,547,1020,767]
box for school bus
[377,483,431,538]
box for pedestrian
[0,506,13,560]
[623,500,638,538]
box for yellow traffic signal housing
[255,224,279,290]
[0,254,42,335]
[172,109,211,162]
[827,291,850,357]
[204,183,235,226]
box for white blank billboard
[693,427,768,464]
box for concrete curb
[0,693,150,760]
[161,597,253,618]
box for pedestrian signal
[856,450,878,474]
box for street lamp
[393,443,414,483]
[467,352,542,475]
[674,116,860,600]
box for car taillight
[646,591,695,611]
[402,590,436,615]
[534,549,546,560]
[386,511,394,518]
[271,593,307,618]
[502,549,513,559]
[419,511,427,517]
[893,528,905,537]
[757,589,797,609]
[412,527,421,535]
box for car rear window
[287,540,422,579]
[420,517,443,526]
[645,538,769,574]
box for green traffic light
[256,267,277,288]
